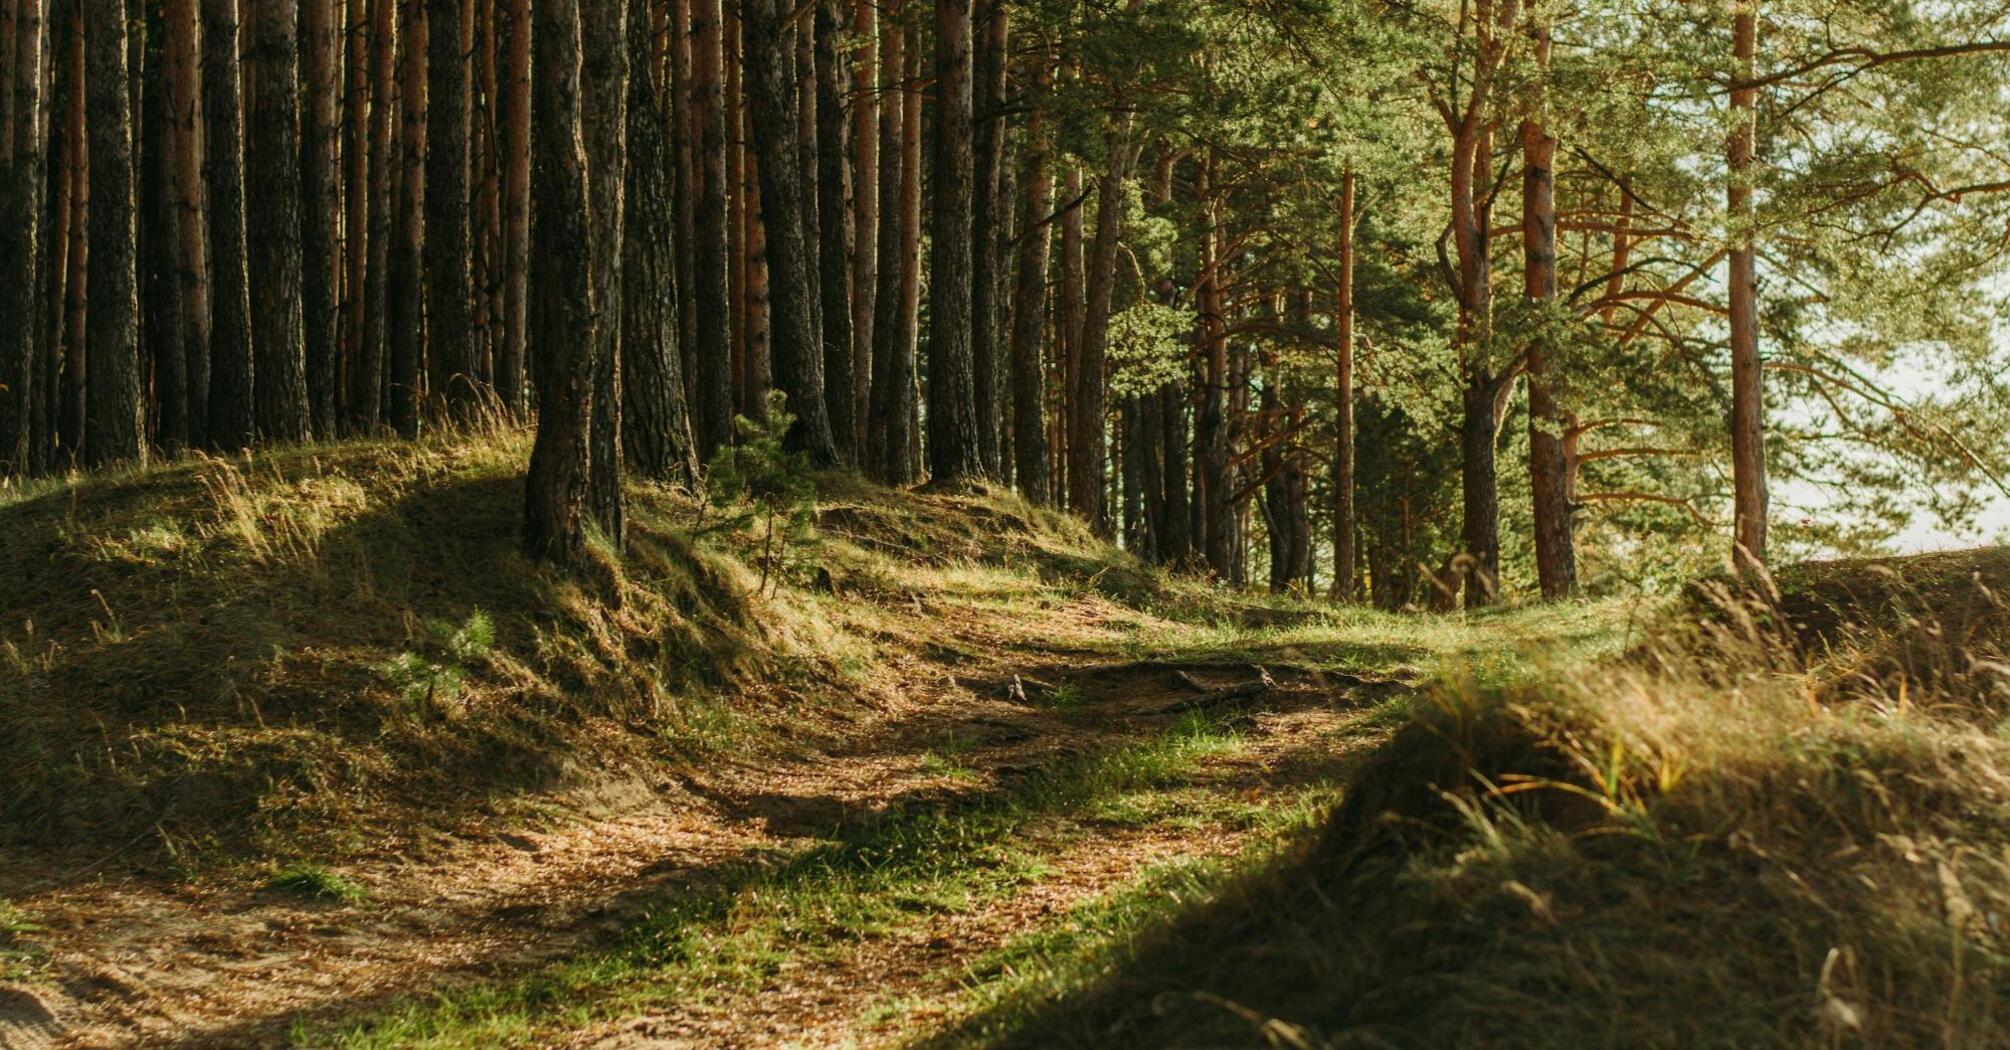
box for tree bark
[201,0,253,449]
[140,10,183,455]
[1728,2,1767,563]
[389,0,428,435]
[1522,28,1576,600]
[302,0,340,435]
[867,16,920,484]
[341,0,373,430]
[1007,93,1053,505]
[689,0,733,457]
[1194,158,1230,576]
[426,0,474,415]
[622,0,699,487]
[848,0,877,455]
[243,0,309,443]
[926,0,982,484]
[0,0,46,474]
[355,0,397,431]
[1331,173,1357,601]
[969,0,1008,475]
[56,6,86,462]
[814,0,855,463]
[524,0,595,564]
[499,0,530,413]
[741,0,838,465]
[83,0,144,465]
[583,0,627,540]
[1066,145,1129,534]
[162,0,207,453]
[668,0,698,409]
[1055,163,1084,509]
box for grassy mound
[934,552,2010,1048]
[0,427,1138,870]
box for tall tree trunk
[867,15,920,483]
[84,0,144,465]
[342,0,372,429]
[1055,163,1084,509]
[426,0,474,415]
[1523,28,1576,600]
[668,0,698,409]
[1331,171,1357,601]
[243,0,309,443]
[356,0,396,431]
[849,0,877,455]
[524,0,595,564]
[1,0,46,474]
[201,0,252,449]
[1451,109,1500,608]
[690,0,733,457]
[743,0,838,465]
[389,0,426,436]
[472,0,500,393]
[1158,381,1190,565]
[1194,160,1231,575]
[623,0,699,486]
[57,4,86,462]
[1066,146,1128,534]
[1728,2,1766,563]
[969,0,1007,475]
[498,0,529,413]
[794,20,821,362]
[140,8,182,455]
[1007,95,1053,505]
[814,0,855,463]
[302,0,340,435]
[163,0,207,452]
[926,0,982,484]
[582,0,627,539]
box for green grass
[263,863,372,905]
[0,897,46,981]
[896,557,2010,1050]
[305,711,1256,1049]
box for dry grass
[926,553,2010,1048]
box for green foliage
[374,609,494,710]
[264,863,372,905]
[1106,301,1193,397]
[704,391,822,596]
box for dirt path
[0,602,1400,1050]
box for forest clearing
[5,0,2010,1046]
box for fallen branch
[1152,666,1277,714]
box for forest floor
[0,549,1608,1049]
[7,434,2006,1048]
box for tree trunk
[498,0,529,413]
[689,0,732,457]
[341,0,373,430]
[622,0,699,487]
[583,0,627,540]
[1522,31,1576,600]
[57,5,86,462]
[814,0,854,463]
[425,0,473,415]
[1055,163,1084,509]
[243,0,309,443]
[524,0,595,564]
[302,0,340,435]
[1331,175,1359,601]
[1007,94,1053,505]
[200,0,252,449]
[163,0,207,453]
[0,0,46,474]
[1158,380,1190,565]
[969,0,1008,475]
[867,16,920,484]
[141,9,183,455]
[355,0,397,432]
[668,0,698,410]
[740,0,837,465]
[1066,145,1129,534]
[926,0,982,484]
[1728,2,1767,563]
[848,0,877,455]
[1460,376,1501,605]
[84,0,144,465]
[388,0,427,435]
